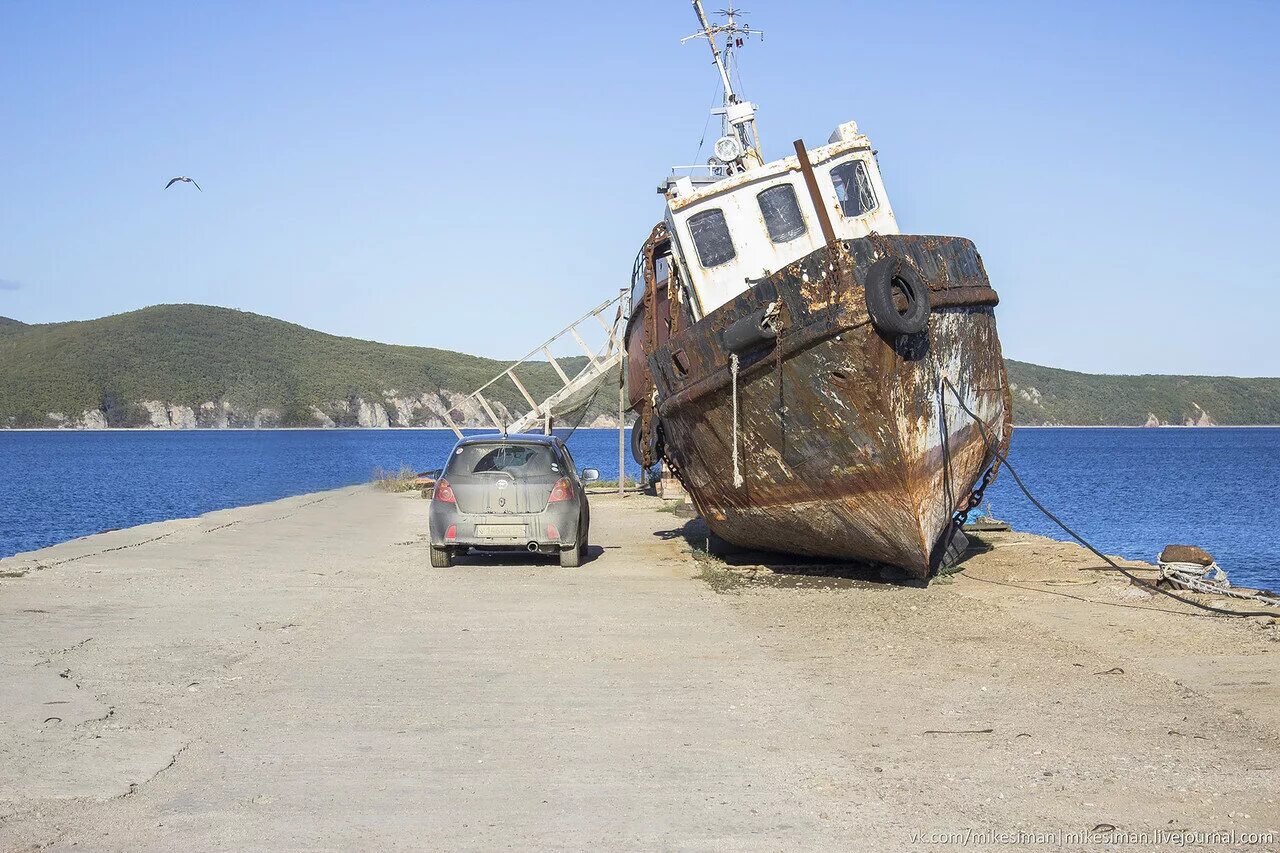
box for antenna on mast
[688,1,736,104]
[683,1,764,170]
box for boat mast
[692,0,736,109]
[684,1,763,169]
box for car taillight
[434,478,456,504]
[548,477,573,503]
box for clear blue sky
[2,1,1277,375]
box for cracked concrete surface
[0,487,1276,851]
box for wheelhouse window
[687,208,736,268]
[830,160,878,218]
[757,184,807,243]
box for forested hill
[0,305,603,429]
[0,304,1277,428]
[1005,361,1280,426]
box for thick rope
[1158,561,1277,604]
[731,353,744,488]
[940,375,1276,618]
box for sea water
[0,428,1275,590]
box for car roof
[454,432,564,448]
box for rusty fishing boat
[625,2,1013,578]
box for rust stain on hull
[646,234,1011,578]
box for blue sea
[0,428,1276,590]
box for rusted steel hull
[647,234,1011,578]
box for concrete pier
[1,488,1276,850]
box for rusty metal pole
[793,139,838,248]
[618,354,626,496]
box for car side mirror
[581,468,600,483]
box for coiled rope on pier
[1158,560,1277,606]
[939,376,1276,619]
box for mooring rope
[939,376,1276,619]
[1158,561,1278,605]
[731,353,744,488]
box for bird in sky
[164,176,202,191]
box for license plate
[475,524,524,539]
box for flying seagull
[164,176,202,191]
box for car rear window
[446,443,558,478]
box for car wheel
[559,543,581,568]
[430,545,453,568]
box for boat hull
[647,234,1011,578]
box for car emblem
[499,497,506,507]
[496,479,508,490]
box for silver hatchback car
[428,434,599,568]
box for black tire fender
[630,416,646,467]
[631,410,664,469]
[864,256,931,337]
[721,307,779,356]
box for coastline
[0,485,362,571]
[0,430,637,562]
[5,426,1277,574]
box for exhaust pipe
[526,541,539,552]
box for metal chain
[641,221,668,358]
[657,421,691,493]
[867,229,896,261]
[951,463,997,531]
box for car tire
[430,545,453,568]
[559,543,581,568]
[579,524,589,560]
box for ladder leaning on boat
[442,291,627,439]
